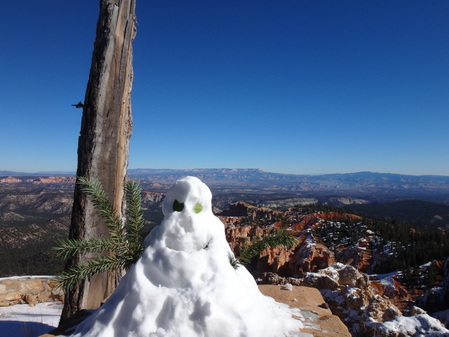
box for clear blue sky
[1,1,448,175]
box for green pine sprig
[77,176,127,241]
[54,176,146,292]
[56,255,127,292]
[53,238,119,261]
[125,181,145,259]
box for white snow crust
[370,314,449,336]
[0,302,63,337]
[67,176,305,337]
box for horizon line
[1,168,449,178]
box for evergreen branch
[53,238,120,260]
[239,229,298,265]
[55,255,128,292]
[55,177,147,292]
[77,176,127,240]
[125,181,145,256]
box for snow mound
[67,176,305,337]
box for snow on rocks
[367,314,449,337]
[303,263,449,336]
[65,176,306,337]
[281,283,293,291]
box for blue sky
[1,1,448,175]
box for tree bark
[60,0,136,323]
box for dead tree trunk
[60,0,136,323]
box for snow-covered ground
[0,301,62,337]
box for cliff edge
[259,285,351,337]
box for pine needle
[53,238,120,260]
[55,255,127,292]
[76,176,126,240]
[125,181,145,257]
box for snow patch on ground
[0,275,56,281]
[0,301,62,337]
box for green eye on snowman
[172,199,203,214]
[193,202,203,214]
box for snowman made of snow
[69,176,304,337]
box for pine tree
[54,177,145,292]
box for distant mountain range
[2,168,449,203]
[127,169,449,202]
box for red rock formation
[337,245,372,271]
[370,277,413,312]
[31,176,76,184]
[257,244,297,276]
[0,176,22,183]
[222,208,341,278]
[291,238,336,277]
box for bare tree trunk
[60,0,136,323]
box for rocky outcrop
[225,224,263,255]
[302,263,449,336]
[141,191,164,204]
[370,275,413,312]
[256,244,297,276]
[0,276,63,307]
[260,234,336,278]
[260,272,303,286]
[290,237,336,277]
[337,244,372,272]
[303,264,402,335]
[258,285,351,337]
